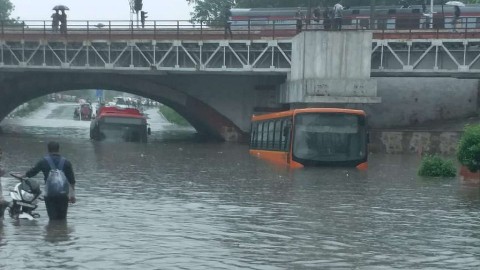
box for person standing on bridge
[333,1,344,31]
[452,5,461,32]
[323,7,331,31]
[223,5,233,39]
[313,6,321,29]
[295,7,304,34]
[60,10,67,35]
[51,10,60,32]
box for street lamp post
[370,0,376,29]
[128,0,135,21]
[430,0,434,28]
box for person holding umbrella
[60,10,67,34]
[51,10,60,32]
[52,5,69,35]
[445,1,465,32]
[452,5,460,32]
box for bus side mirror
[147,127,151,135]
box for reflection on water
[0,103,480,269]
[44,220,73,243]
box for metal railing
[0,19,296,40]
[0,17,479,40]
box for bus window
[268,121,275,149]
[282,120,292,151]
[292,113,366,162]
[274,120,282,150]
[262,122,269,149]
[257,122,264,149]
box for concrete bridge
[1,21,479,141]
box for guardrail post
[43,20,46,39]
[248,19,251,40]
[200,20,203,40]
[272,20,276,39]
[109,21,111,40]
[176,20,180,39]
[1,21,3,39]
[22,21,25,40]
[131,20,134,39]
[154,21,157,40]
[87,21,89,39]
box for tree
[0,0,15,21]
[187,0,234,23]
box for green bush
[14,97,46,117]
[418,155,456,177]
[457,124,480,172]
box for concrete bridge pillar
[281,31,381,104]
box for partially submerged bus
[90,106,150,143]
[249,108,368,169]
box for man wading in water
[20,141,76,220]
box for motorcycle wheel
[8,203,20,219]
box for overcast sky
[10,0,193,21]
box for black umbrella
[52,5,69,11]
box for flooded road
[1,103,480,269]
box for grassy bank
[158,105,190,126]
[10,98,46,117]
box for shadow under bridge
[0,70,249,141]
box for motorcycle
[5,173,42,220]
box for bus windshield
[293,113,367,163]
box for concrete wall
[370,131,460,155]
[282,31,379,103]
[365,77,479,128]
[290,31,372,80]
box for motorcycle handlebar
[10,173,26,181]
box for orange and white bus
[249,108,368,169]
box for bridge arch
[0,71,245,141]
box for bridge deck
[2,20,480,76]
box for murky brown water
[1,103,480,269]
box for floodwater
[1,103,480,269]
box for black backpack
[44,156,70,197]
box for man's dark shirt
[26,153,75,186]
